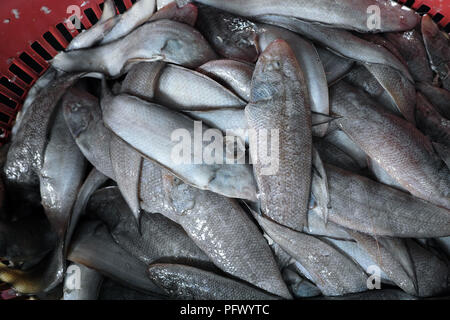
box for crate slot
[0,93,16,110]
[19,52,44,74]
[43,31,65,52]
[9,64,33,85]
[114,0,127,14]
[0,112,11,125]
[432,13,444,23]
[416,4,431,15]
[404,0,415,7]
[56,23,74,43]
[85,8,99,25]
[0,77,25,97]
[31,41,53,61]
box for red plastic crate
[0,0,448,146]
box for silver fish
[316,47,354,85]
[331,81,450,209]
[421,15,450,91]
[416,82,450,120]
[257,24,329,137]
[148,263,280,299]
[256,214,368,296]
[52,20,217,77]
[246,39,312,231]
[139,160,292,299]
[196,0,419,32]
[197,59,254,101]
[325,164,450,238]
[254,15,413,82]
[102,92,257,201]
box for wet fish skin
[67,220,166,296]
[254,15,413,82]
[196,0,419,32]
[384,29,433,84]
[345,65,400,117]
[196,4,258,62]
[52,20,217,77]
[139,160,292,299]
[421,15,450,91]
[100,0,156,45]
[405,239,449,297]
[246,39,312,231]
[102,93,257,201]
[415,92,450,147]
[88,187,211,268]
[312,289,417,300]
[345,231,418,296]
[367,157,406,191]
[330,81,450,209]
[150,2,198,26]
[109,136,142,219]
[65,169,109,256]
[323,130,368,169]
[304,206,352,240]
[256,214,368,296]
[325,164,450,238]
[122,62,246,110]
[433,142,450,169]
[197,59,254,101]
[63,263,103,300]
[416,82,450,119]
[282,266,322,298]
[313,136,363,173]
[257,24,329,137]
[62,88,115,179]
[40,107,87,240]
[148,263,280,300]
[316,47,353,85]
[3,73,83,193]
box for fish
[367,157,406,191]
[122,62,246,110]
[246,39,312,231]
[65,0,119,51]
[62,87,115,179]
[63,263,103,300]
[197,59,254,101]
[40,106,87,240]
[255,214,368,296]
[195,4,258,62]
[416,82,450,120]
[109,136,143,219]
[3,73,83,194]
[138,160,292,299]
[100,0,156,45]
[384,29,434,84]
[195,0,419,32]
[421,15,450,91]
[344,231,418,296]
[101,91,257,201]
[67,220,166,296]
[256,24,329,137]
[433,142,450,169]
[330,81,450,209]
[149,1,198,26]
[87,187,212,268]
[52,20,217,77]
[313,137,363,173]
[325,164,450,238]
[322,130,368,169]
[415,92,450,147]
[282,266,322,298]
[65,169,109,256]
[148,263,280,299]
[304,206,353,240]
[254,15,413,82]
[316,47,354,85]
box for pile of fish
[0,0,449,300]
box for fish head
[62,88,102,139]
[250,39,302,103]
